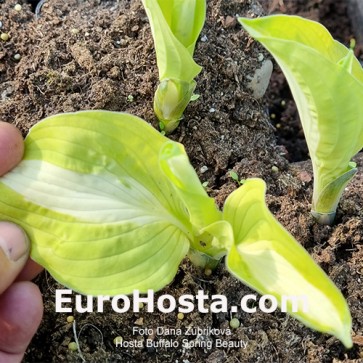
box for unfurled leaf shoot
[142,0,206,132]
[0,111,352,347]
[239,15,363,224]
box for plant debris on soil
[0,0,362,362]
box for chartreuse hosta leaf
[0,111,195,295]
[0,110,352,346]
[239,15,363,224]
[224,179,352,348]
[142,0,206,132]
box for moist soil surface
[0,0,362,362]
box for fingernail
[0,221,29,262]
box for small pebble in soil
[204,268,212,276]
[113,335,123,345]
[247,60,273,99]
[258,53,264,61]
[68,342,78,351]
[14,4,22,11]
[209,107,216,113]
[281,100,286,107]
[66,315,74,323]
[138,302,144,310]
[223,16,237,28]
[270,113,276,119]
[134,317,144,325]
[1,33,10,41]
[14,53,21,61]
[229,318,240,329]
[71,28,80,35]
[297,171,312,183]
[271,165,279,173]
[113,335,124,347]
[201,35,208,42]
[177,312,185,320]
[200,165,208,173]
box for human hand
[0,122,43,363]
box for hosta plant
[142,0,206,133]
[0,111,352,347]
[239,15,363,225]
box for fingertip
[0,222,29,293]
[0,121,24,176]
[0,222,29,262]
[0,282,43,356]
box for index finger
[0,121,24,176]
[0,123,43,281]
[0,222,30,293]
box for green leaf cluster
[0,111,352,347]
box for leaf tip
[338,327,353,349]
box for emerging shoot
[142,0,206,132]
[239,15,363,224]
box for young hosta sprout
[142,0,206,133]
[0,111,352,347]
[153,79,197,132]
[239,15,363,224]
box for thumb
[0,222,29,293]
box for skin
[0,121,43,363]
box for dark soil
[0,0,362,362]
